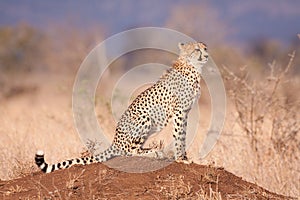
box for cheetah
[35,42,209,173]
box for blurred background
[0,0,299,196]
[0,0,299,74]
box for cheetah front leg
[173,109,190,163]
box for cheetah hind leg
[132,147,166,159]
[129,137,166,159]
[128,117,166,159]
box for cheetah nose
[204,55,208,58]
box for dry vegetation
[219,52,299,195]
[0,23,299,199]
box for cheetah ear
[178,42,185,50]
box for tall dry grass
[205,51,299,196]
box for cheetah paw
[155,150,166,159]
[175,159,192,164]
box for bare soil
[0,157,294,200]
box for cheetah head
[178,42,208,69]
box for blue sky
[0,0,299,46]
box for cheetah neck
[172,57,203,75]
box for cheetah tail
[35,150,97,173]
[35,145,119,173]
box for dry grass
[223,51,298,156]
[0,73,84,180]
[153,174,222,200]
[207,52,299,197]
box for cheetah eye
[195,49,201,52]
[204,47,208,51]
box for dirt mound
[0,157,294,199]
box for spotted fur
[35,42,209,173]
